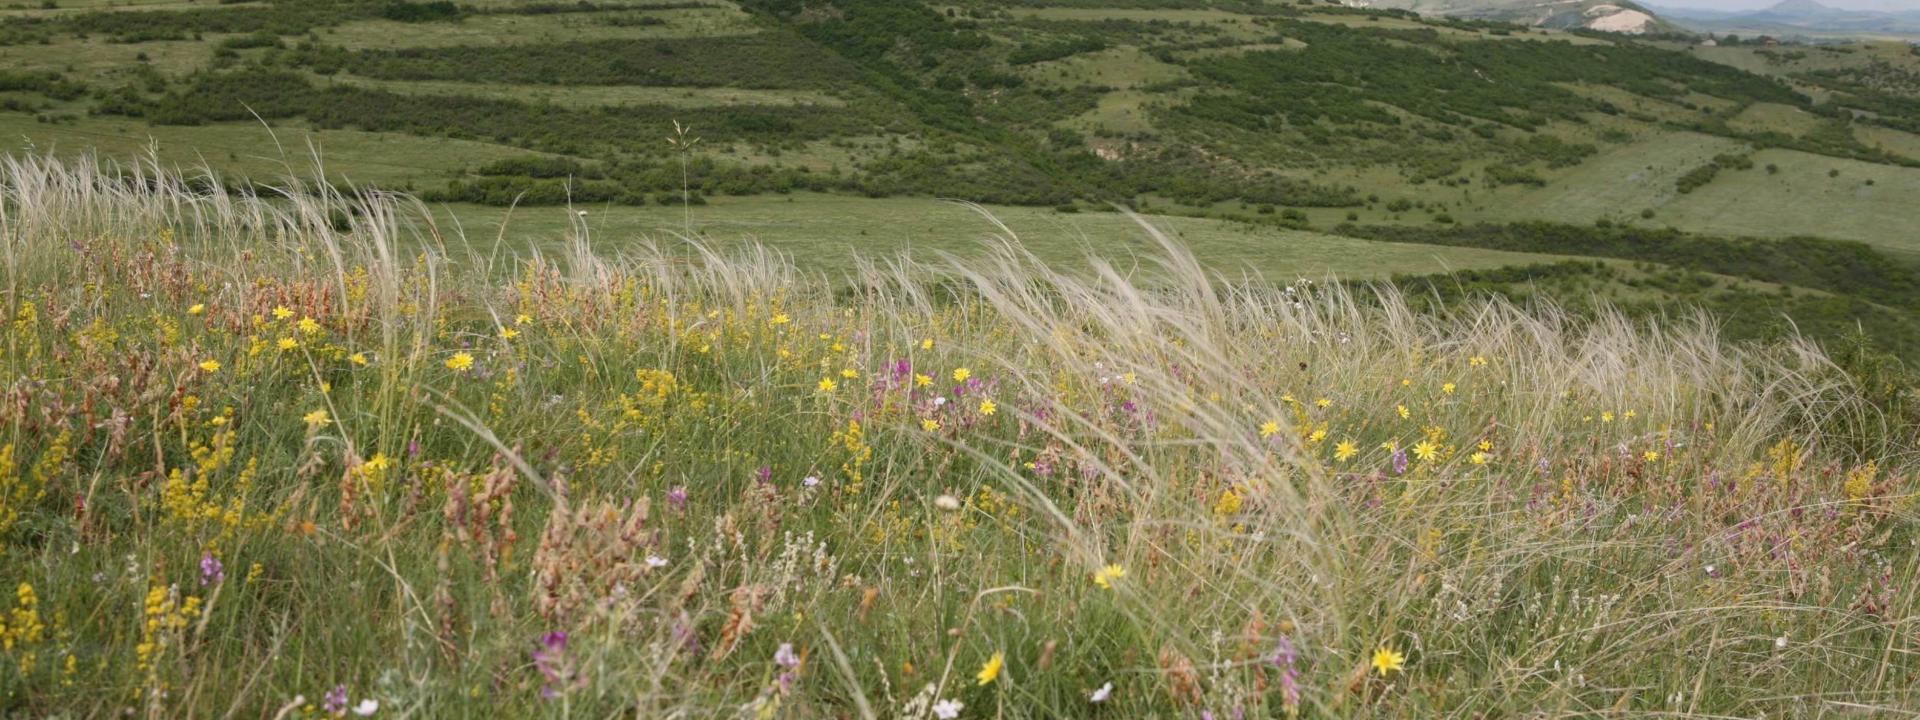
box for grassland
[5,152,1920,719]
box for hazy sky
[1652,0,1920,10]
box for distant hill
[1652,0,1920,38]
[1343,0,1685,34]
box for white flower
[803,475,820,488]
[933,396,948,407]
[932,698,964,719]
[1089,682,1113,703]
[646,555,668,568]
[933,494,961,511]
[351,699,379,716]
[1775,635,1789,649]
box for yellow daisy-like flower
[914,373,933,388]
[817,378,837,393]
[976,652,1004,686]
[841,368,859,379]
[446,352,474,371]
[500,327,519,340]
[921,419,940,431]
[1259,421,1280,439]
[187,303,206,315]
[771,313,791,326]
[952,368,971,383]
[1601,411,1615,423]
[1643,450,1661,462]
[1469,355,1487,367]
[349,352,368,366]
[1396,405,1410,420]
[302,409,329,428]
[1441,382,1456,395]
[1093,564,1126,589]
[1334,440,1358,461]
[921,338,934,350]
[1314,398,1331,409]
[272,306,294,320]
[1371,646,1405,676]
[515,313,533,326]
[1412,440,1440,462]
[296,317,321,335]
[979,400,996,416]
[1470,451,1490,465]
[198,360,221,373]
[277,337,298,351]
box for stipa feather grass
[0,154,1915,717]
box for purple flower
[756,466,772,484]
[323,684,349,716]
[1270,636,1301,709]
[666,485,688,513]
[532,631,585,699]
[199,552,225,586]
[774,643,800,669]
[1392,450,1409,475]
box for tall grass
[0,154,1914,717]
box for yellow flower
[1601,411,1615,423]
[500,327,519,340]
[187,303,205,315]
[952,368,971,383]
[1371,646,1405,676]
[914,373,933,388]
[302,409,329,428]
[296,317,321,335]
[921,419,940,431]
[1441,382,1456,395]
[1470,451,1490,465]
[841,368,859,379]
[1093,564,1126,589]
[272,306,294,320]
[771,313,791,326]
[1259,421,1280,439]
[1396,405,1410,420]
[515,313,532,326]
[1643,450,1661,463]
[198,360,221,373]
[921,338,934,350]
[979,399,996,416]
[1469,355,1487,367]
[1334,440,1358,461]
[1314,398,1331,409]
[1308,428,1327,443]
[277,337,298,351]
[1412,440,1439,462]
[817,378,837,393]
[349,352,368,366]
[976,652,1004,686]
[446,352,474,371]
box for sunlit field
[1,156,1916,717]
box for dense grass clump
[0,156,1916,717]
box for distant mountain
[1650,0,1920,37]
[1343,0,1685,35]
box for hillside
[1343,0,1683,34]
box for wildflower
[841,368,859,379]
[297,317,321,335]
[303,409,330,428]
[933,494,961,511]
[188,303,205,315]
[921,419,940,432]
[1411,440,1439,462]
[199,552,224,586]
[272,306,294,320]
[1093,564,1126,589]
[1259,421,1280,439]
[1392,450,1408,475]
[771,313,791,326]
[921,338,934,350]
[1308,428,1327,443]
[1643,450,1661,463]
[1442,382,1456,395]
[500,327,519,340]
[1334,440,1358,461]
[774,643,801,669]
[532,631,584,699]
[199,359,221,373]
[1213,487,1243,516]
[646,555,668,569]
[446,352,474,372]
[932,698,964,719]
[952,368,971,383]
[277,337,298,351]
[324,685,349,715]
[349,352,368,366]
[817,378,837,393]
[1470,451,1490,465]
[1396,405,1410,420]
[1315,397,1331,408]
[979,400,997,416]
[1469,355,1487,367]
[975,652,1004,685]
[914,373,933,388]
[1371,646,1405,676]
[1089,682,1113,703]
[515,313,532,326]
[803,475,820,488]
[351,699,379,716]
[1602,411,1615,423]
